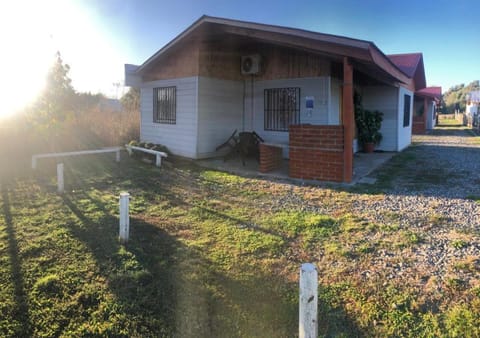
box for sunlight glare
[0,1,123,119]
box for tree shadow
[60,191,364,337]
[0,183,32,337]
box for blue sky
[1,0,479,115]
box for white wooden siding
[140,77,198,158]
[251,77,331,157]
[328,78,341,125]
[362,86,399,151]
[196,77,243,158]
[397,87,413,151]
[427,101,436,130]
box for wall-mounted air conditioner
[241,54,261,75]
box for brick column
[342,57,354,183]
[259,144,283,173]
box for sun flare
[0,0,118,119]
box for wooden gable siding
[143,37,332,82]
[199,42,331,81]
[142,40,200,82]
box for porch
[196,150,394,185]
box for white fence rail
[32,147,122,169]
[125,145,168,167]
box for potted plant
[354,93,383,153]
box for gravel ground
[268,127,480,290]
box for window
[153,86,176,124]
[264,87,300,131]
[403,94,411,127]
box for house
[466,90,480,117]
[125,15,436,182]
[387,53,441,134]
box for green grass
[1,155,479,336]
[437,118,463,126]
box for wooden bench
[125,145,168,167]
[32,147,122,169]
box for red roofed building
[388,53,441,134]
[126,16,439,182]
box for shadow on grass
[60,189,363,337]
[0,183,32,337]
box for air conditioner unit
[241,54,261,75]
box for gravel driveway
[283,127,480,289]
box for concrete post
[299,263,318,338]
[119,192,130,243]
[155,154,162,167]
[116,150,121,162]
[57,163,64,193]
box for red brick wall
[289,125,344,182]
[259,144,283,173]
[412,116,426,134]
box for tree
[30,51,77,132]
[121,87,140,112]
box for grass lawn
[437,118,463,126]
[1,154,479,337]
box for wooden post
[116,149,121,162]
[342,57,354,183]
[119,192,130,243]
[57,163,64,193]
[299,263,318,338]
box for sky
[1,0,479,117]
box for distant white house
[466,90,480,116]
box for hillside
[442,80,480,113]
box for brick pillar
[259,144,283,173]
[342,57,354,183]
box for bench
[32,147,122,169]
[125,145,168,167]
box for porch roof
[133,15,411,85]
[415,86,442,100]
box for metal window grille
[403,94,411,127]
[153,86,176,124]
[264,87,300,131]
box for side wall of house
[140,77,199,158]
[362,86,399,151]
[196,77,244,158]
[427,101,436,130]
[397,87,414,151]
[251,77,334,157]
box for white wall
[466,102,478,116]
[249,77,332,157]
[397,87,413,151]
[196,77,244,158]
[427,101,436,130]
[362,86,399,151]
[140,77,198,158]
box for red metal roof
[387,53,422,77]
[416,86,442,100]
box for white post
[155,154,161,167]
[119,192,130,243]
[299,263,318,338]
[116,150,121,162]
[32,156,37,169]
[57,163,64,193]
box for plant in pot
[354,93,383,153]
